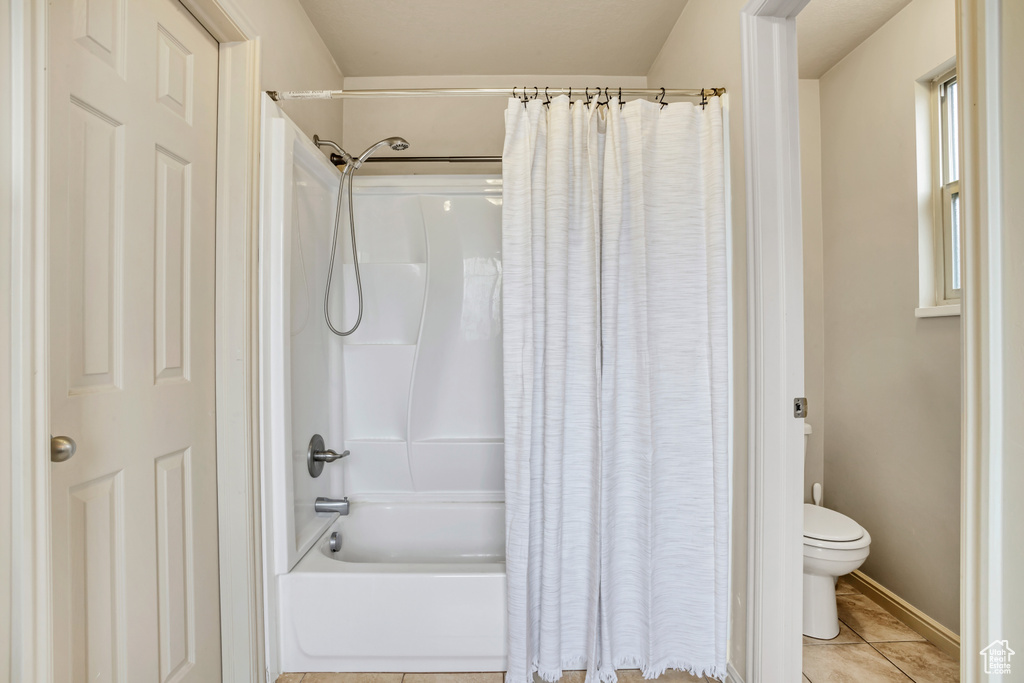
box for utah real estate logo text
[980,640,1014,675]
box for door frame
[739,0,1019,681]
[955,1,1022,680]
[739,1,810,680]
[5,0,267,680]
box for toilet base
[803,572,840,639]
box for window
[938,71,960,301]
[917,64,961,316]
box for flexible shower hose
[324,163,363,336]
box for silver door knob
[50,435,77,463]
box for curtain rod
[353,156,502,164]
[267,87,725,101]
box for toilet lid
[804,504,864,542]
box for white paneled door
[47,0,221,680]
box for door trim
[956,1,1022,680]
[6,0,266,680]
[739,1,810,681]
[8,1,53,678]
[739,1,1014,682]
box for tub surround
[336,176,504,495]
[261,102,347,574]
[261,123,510,673]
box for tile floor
[277,673,707,683]
[277,578,959,683]
[802,575,959,682]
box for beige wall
[818,0,960,632]
[800,80,826,502]
[232,0,346,141]
[646,0,748,675]
[340,74,646,175]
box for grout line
[837,608,929,683]
[866,642,925,683]
[838,617,867,643]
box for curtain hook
[618,87,623,109]
[585,87,592,108]
[543,86,551,107]
[533,86,539,100]
[520,86,528,109]
[700,88,708,110]
[658,87,668,109]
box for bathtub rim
[292,493,507,575]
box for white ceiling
[797,0,913,79]
[298,0,689,77]
[300,0,913,82]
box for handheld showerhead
[315,132,411,338]
[356,137,411,165]
[313,134,410,168]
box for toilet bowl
[802,503,871,639]
[802,424,871,639]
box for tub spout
[315,497,350,515]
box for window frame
[932,67,961,304]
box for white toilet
[802,424,871,639]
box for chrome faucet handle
[315,448,349,463]
[307,433,350,478]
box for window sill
[915,304,961,318]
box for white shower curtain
[502,96,729,683]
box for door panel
[65,98,125,394]
[48,0,221,680]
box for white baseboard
[847,570,960,661]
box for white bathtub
[278,495,508,672]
